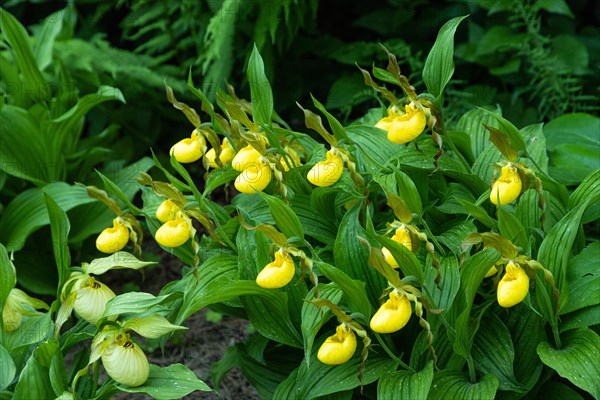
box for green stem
[466,356,477,383]
[443,131,472,172]
[92,361,100,395]
[374,333,415,372]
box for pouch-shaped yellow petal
[205,138,235,168]
[155,218,190,248]
[256,250,295,289]
[170,135,206,163]
[234,161,272,194]
[96,219,129,254]
[155,199,179,223]
[370,292,412,333]
[497,261,529,308]
[386,104,427,144]
[317,325,357,365]
[307,150,343,187]
[102,338,149,387]
[485,265,498,278]
[232,145,262,172]
[490,165,522,205]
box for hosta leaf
[378,362,433,400]
[429,371,499,400]
[423,15,468,99]
[116,364,210,399]
[537,327,600,399]
[560,305,600,333]
[472,314,523,392]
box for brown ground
[105,248,260,400]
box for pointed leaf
[247,45,273,126]
[377,362,433,400]
[116,364,210,399]
[429,371,499,400]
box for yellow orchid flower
[256,249,295,289]
[497,261,529,308]
[375,102,427,144]
[205,138,235,168]
[96,218,129,254]
[317,324,357,365]
[101,332,149,387]
[490,164,522,205]
[307,149,343,187]
[370,291,412,334]
[170,129,207,163]
[234,158,272,194]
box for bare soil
[105,248,260,400]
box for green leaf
[290,194,337,244]
[537,201,590,312]
[457,199,497,229]
[498,207,528,252]
[33,9,64,71]
[4,313,52,352]
[203,167,239,196]
[0,182,95,251]
[561,242,600,314]
[479,109,528,157]
[0,345,15,391]
[536,381,584,400]
[0,243,16,320]
[456,106,501,159]
[377,362,433,400]
[85,252,156,276]
[116,364,210,399]
[472,314,523,391]
[301,284,343,364]
[422,15,468,99]
[345,125,404,173]
[537,327,600,399]
[258,192,304,239]
[43,193,71,298]
[569,169,600,224]
[103,292,174,317]
[423,256,459,312]
[247,44,273,126]
[316,262,371,319]
[535,0,574,17]
[0,8,50,101]
[275,351,396,399]
[0,105,52,185]
[12,340,58,400]
[48,86,125,156]
[429,371,499,400]
[333,204,385,308]
[376,234,424,283]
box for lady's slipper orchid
[375,103,427,144]
[370,291,412,333]
[317,324,357,365]
[231,144,262,172]
[2,288,49,332]
[392,225,412,251]
[234,159,272,194]
[155,199,180,223]
[205,138,235,168]
[490,164,522,205]
[155,217,191,248]
[256,249,295,289]
[170,129,207,163]
[381,247,399,269]
[307,149,343,187]
[497,261,529,308]
[101,333,150,387]
[73,276,116,324]
[96,218,129,254]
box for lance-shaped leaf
[82,185,122,216]
[124,315,187,339]
[85,252,156,276]
[480,108,528,157]
[297,103,337,147]
[386,192,413,224]
[311,95,349,142]
[356,63,398,104]
[462,232,519,260]
[237,210,288,247]
[247,45,274,126]
[423,15,468,100]
[258,192,304,239]
[137,172,187,207]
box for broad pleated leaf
[378,362,433,400]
